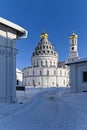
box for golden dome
[41,32,48,39]
[69,33,78,39]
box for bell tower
[68,32,79,62]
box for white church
[22,31,79,88]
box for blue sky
[0,0,87,70]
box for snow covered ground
[0,87,87,130]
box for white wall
[23,65,69,88]
[77,62,87,91]
[0,24,17,102]
[70,62,87,92]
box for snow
[16,68,22,73]
[0,87,87,130]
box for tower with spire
[68,32,79,62]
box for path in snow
[0,88,87,130]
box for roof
[0,17,28,38]
[66,58,87,65]
[69,33,78,39]
[58,61,66,68]
[16,68,23,73]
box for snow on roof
[16,68,22,73]
[0,17,28,38]
[66,58,87,65]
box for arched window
[37,61,39,66]
[33,70,34,76]
[39,51,41,54]
[47,50,49,53]
[53,61,55,66]
[51,51,53,54]
[60,70,62,76]
[33,62,35,67]
[49,46,51,49]
[17,80,19,85]
[54,70,56,75]
[36,51,37,55]
[65,72,66,76]
[41,61,43,66]
[33,80,36,87]
[47,46,48,49]
[27,72,29,76]
[46,61,47,66]
[43,50,45,53]
[52,82,54,85]
[63,80,65,85]
[72,39,74,44]
[50,61,52,66]
[33,52,35,56]
[40,70,42,75]
[43,45,45,49]
[47,70,49,75]
[40,46,42,49]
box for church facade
[23,32,79,88]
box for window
[72,47,74,50]
[46,61,47,66]
[54,61,55,66]
[40,46,42,49]
[27,72,29,76]
[65,72,66,76]
[17,80,19,85]
[33,52,35,56]
[41,61,43,66]
[47,50,49,53]
[34,62,35,67]
[33,80,36,87]
[50,61,52,66]
[43,46,45,49]
[60,70,62,76]
[43,50,45,53]
[33,70,34,76]
[39,51,41,54]
[40,70,42,75]
[54,52,56,55]
[47,70,49,75]
[83,72,87,82]
[37,61,39,66]
[72,39,74,44]
[49,46,51,49]
[63,80,65,85]
[35,47,37,50]
[54,70,56,75]
[51,51,53,54]
[52,82,54,85]
[47,46,48,49]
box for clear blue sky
[0,0,87,70]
